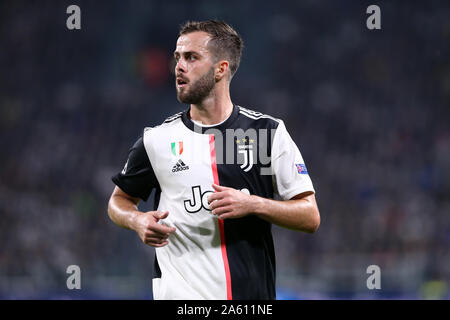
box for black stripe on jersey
[211,107,280,300]
[178,103,281,299]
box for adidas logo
[172,159,189,173]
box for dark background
[0,0,449,299]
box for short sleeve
[271,121,315,200]
[111,136,158,201]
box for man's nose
[176,59,186,73]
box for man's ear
[215,60,229,81]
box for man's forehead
[175,31,212,53]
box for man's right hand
[132,211,176,247]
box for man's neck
[189,94,234,126]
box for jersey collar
[181,104,240,134]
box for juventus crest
[236,138,255,172]
[238,144,253,172]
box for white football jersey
[112,105,315,299]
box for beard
[176,67,216,104]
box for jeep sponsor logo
[184,185,250,214]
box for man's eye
[189,56,196,61]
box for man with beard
[108,20,320,300]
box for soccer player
[108,20,320,300]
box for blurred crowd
[0,0,449,299]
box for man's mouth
[176,78,188,88]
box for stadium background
[0,0,449,299]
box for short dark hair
[179,20,244,78]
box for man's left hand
[207,184,256,219]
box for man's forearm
[107,194,140,230]
[250,194,320,233]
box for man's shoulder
[236,105,283,129]
[144,111,184,134]
[162,111,184,125]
